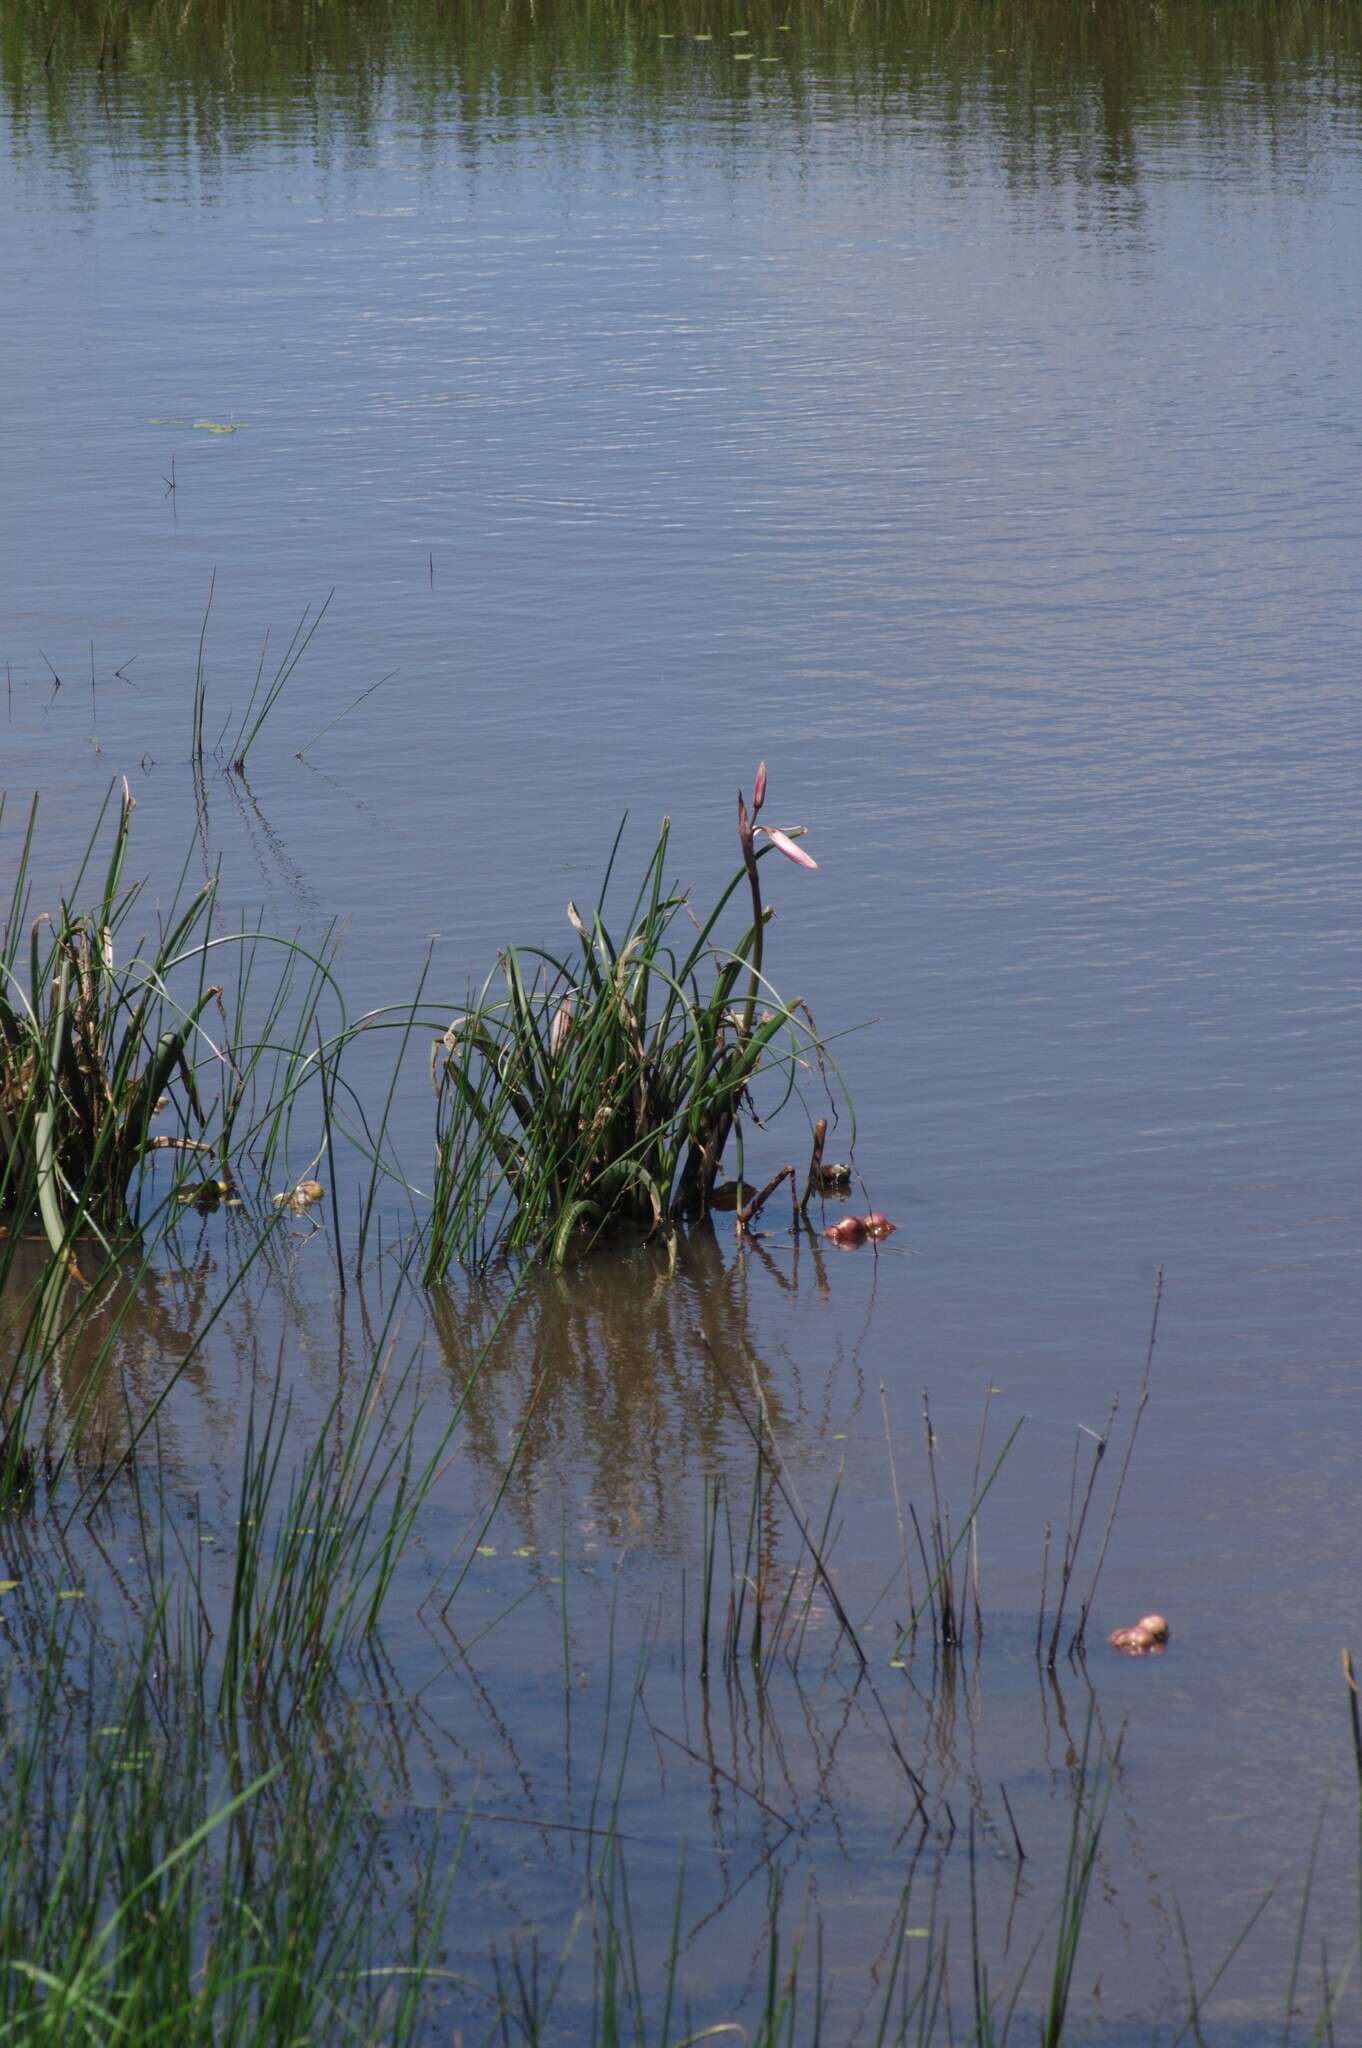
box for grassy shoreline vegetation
[1,739,1360,2042]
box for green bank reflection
[5,0,1359,193]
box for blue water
[3,18,1362,2035]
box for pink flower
[752,760,767,814]
[757,826,817,871]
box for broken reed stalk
[1045,1395,1117,1670]
[968,1385,994,1645]
[1036,1520,1052,1661]
[909,1501,938,1642]
[999,1779,1026,1863]
[699,1474,718,1683]
[730,1409,763,1672]
[923,1393,958,1647]
[229,589,333,774]
[736,1163,794,1236]
[1344,1649,1362,1787]
[191,567,215,763]
[893,1418,1025,1660]
[782,1460,842,1669]
[1071,1264,1162,1654]
[295,667,397,759]
[313,1016,345,1298]
[800,1116,827,1214]
[880,1382,915,1625]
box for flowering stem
[737,792,764,1043]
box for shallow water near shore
[3,1,1362,2036]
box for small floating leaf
[58,1588,85,1600]
[193,420,239,434]
[0,1580,18,1595]
[476,1544,497,1557]
[513,1546,535,1558]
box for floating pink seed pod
[1108,1614,1170,1655]
[862,1212,896,1239]
[822,1216,868,1247]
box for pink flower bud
[863,1212,896,1239]
[757,826,817,870]
[752,761,767,814]
[822,1216,867,1247]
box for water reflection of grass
[0,1408,1350,2043]
[4,0,1357,189]
[0,1235,1355,2037]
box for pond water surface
[3,2,1362,2038]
